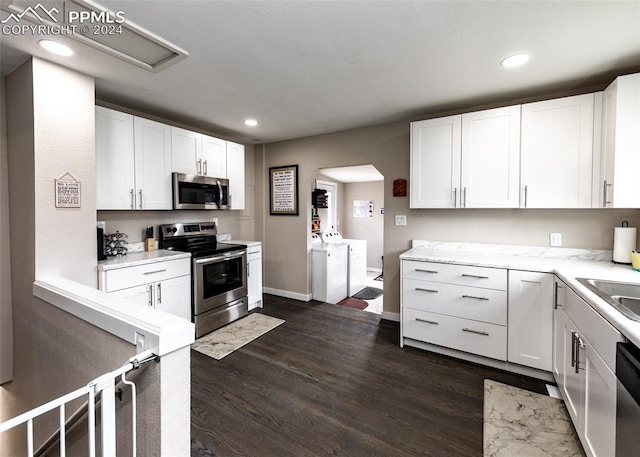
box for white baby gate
[0,350,156,457]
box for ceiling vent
[2,0,189,72]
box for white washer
[311,234,348,304]
[321,231,368,297]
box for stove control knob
[171,227,177,233]
[165,227,172,233]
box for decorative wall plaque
[55,172,81,208]
[393,178,407,197]
[269,165,299,215]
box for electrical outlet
[550,233,562,247]
[135,332,145,352]
[395,215,407,226]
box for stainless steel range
[159,222,247,337]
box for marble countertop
[98,249,191,271]
[400,241,640,347]
[227,240,261,247]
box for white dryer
[311,234,348,304]
[321,231,367,297]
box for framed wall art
[269,164,299,215]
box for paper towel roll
[613,226,637,264]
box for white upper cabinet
[201,135,227,178]
[520,93,595,208]
[96,107,172,210]
[171,127,202,176]
[410,115,461,208]
[461,106,521,208]
[410,106,520,208]
[96,107,135,209]
[133,117,172,210]
[597,73,640,208]
[226,141,245,210]
[171,128,231,179]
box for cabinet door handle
[156,283,162,304]
[247,262,250,277]
[143,269,167,275]
[461,294,489,301]
[197,159,202,175]
[554,282,563,309]
[523,185,528,208]
[575,336,584,374]
[461,274,489,279]
[415,268,438,274]
[415,287,438,293]
[130,189,134,209]
[147,284,153,307]
[571,331,577,368]
[138,189,143,209]
[462,328,489,336]
[463,187,467,208]
[603,180,612,207]
[203,160,208,176]
[453,187,458,208]
[416,318,439,325]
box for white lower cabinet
[247,245,263,310]
[99,257,191,321]
[401,261,508,361]
[553,278,623,457]
[401,261,557,375]
[507,271,554,371]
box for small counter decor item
[145,226,155,251]
[105,231,128,256]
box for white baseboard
[381,311,400,322]
[263,287,312,302]
[402,338,554,382]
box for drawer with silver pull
[402,260,506,290]
[402,278,507,325]
[102,258,191,292]
[402,308,507,361]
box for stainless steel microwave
[172,173,229,210]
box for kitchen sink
[576,278,640,321]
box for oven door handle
[195,250,246,264]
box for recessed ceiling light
[244,119,258,127]
[39,40,74,57]
[501,53,530,68]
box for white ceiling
[1,1,639,145]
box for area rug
[352,286,383,300]
[337,297,368,310]
[483,379,584,457]
[192,313,285,360]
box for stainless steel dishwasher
[616,341,640,456]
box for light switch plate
[395,215,407,226]
[550,232,562,247]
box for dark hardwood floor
[191,295,549,457]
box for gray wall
[257,120,640,316]
[341,181,384,270]
[0,58,163,455]
[0,74,13,384]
